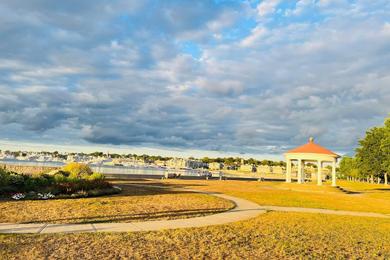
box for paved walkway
[0,185,389,234]
[258,205,390,218]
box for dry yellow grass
[137,178,390,214]
[1,212,389,259]
[0,180,234,224]
[1,179,390,259]
[221,169,285,179]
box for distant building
[154,160,166,167]
[166,158,206,169]
[224,165,238,170]
[239,164,256,172]
[208,162,223,170]
[257,165,272,174]
[271,166,285,174]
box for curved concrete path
[0,186,265,234]
[0,185,389,234]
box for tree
[223,157,236,166]
[381,117,390,185]
[356,126,385,183]
[339,156,359,180]
[201,157,211,163]
[246,158,257,165]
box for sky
[0,0,389,159]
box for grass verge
[0,180,234,224]
[135,179,390,214]
[0,212,389,259]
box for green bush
[83,172,105,181]
[62,163,93,179]
[0,168,10,187]
[0,165,118,200]
[54,170,70,177]
[23,175,52,191]
[77,179,111,191]
[8,174,25,187]
[53,173,67,183]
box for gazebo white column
[284,137,340,186]
[297,159,303,184]
[317,160,322,186]
[286,159,292,183]
[332,159,337,187]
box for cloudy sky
[0,0,389,158]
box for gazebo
[284,137,340,186]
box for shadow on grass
[336,186,362,195]
[108,179,211,197]
[22,207,232,224]
[373,188,390,191]
[3,180,232,224]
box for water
[0,159,205,177]
[0,159,65,167]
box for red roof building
[287,137,339,157]
[284,137,339,186]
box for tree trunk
[385,173,388,186]
[371,175,374,184]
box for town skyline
[0,139,284,160]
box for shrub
[47,169,69,177]
[53,179,112,195]
[53,173,67,183]
[62,163,93,179]
[83,172,105,181]
[22,175,53,192]
[54,181,78,195]
[0,168,10,187]
[0,164,118,199]
[8,174,25,187]
[77,179,111,191]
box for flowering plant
[112,185,122,191]
[11,193,25,200]
[37,192,55,200]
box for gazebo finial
[309,137,314,143]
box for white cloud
[285,0,312,16]
[240,26,268,47]
[382,22,390,35]
[317,0,346,7]
[0,0,389,155]
[257,0,281,17]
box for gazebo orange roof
[286,137,339,157]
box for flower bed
[0,163,121,200]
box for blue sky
[0,0,389,158]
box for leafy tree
[246,158,257,165]
[223,157,236,166]
[381,117,390,185]
[201,157,211,163]
[338,156,360,179]
[90,152,104,157]
[356,126,385,183]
